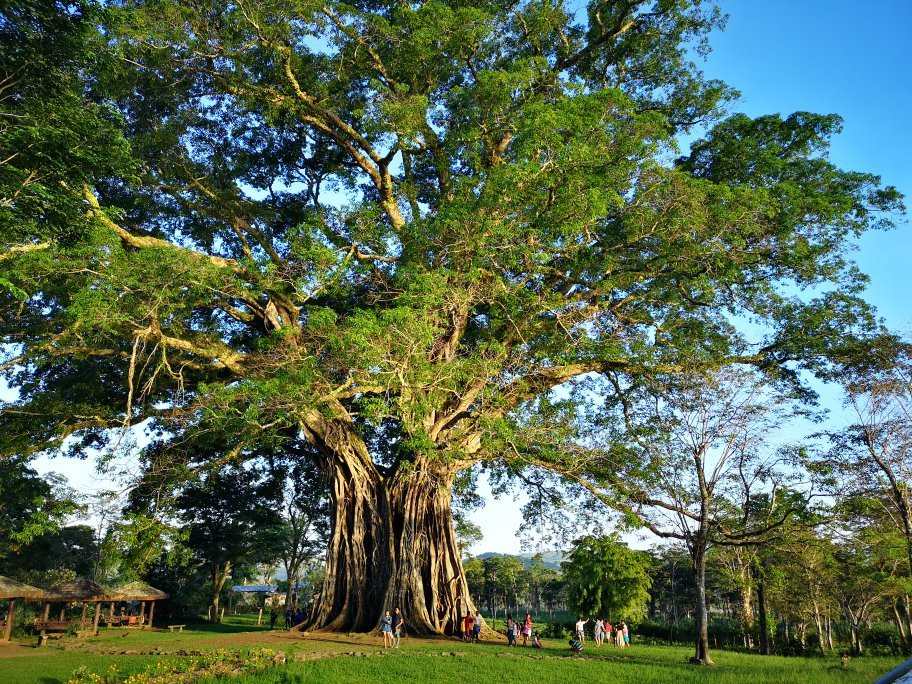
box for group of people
[369,608,628,655]
[380,607,405,648]
[280,607,306,630]
[504,613,541,647]
[462,610,488,642]
[572,617,630,650]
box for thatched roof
[0,576,48,600]
[45,577,116,602]
[110,581,168,601]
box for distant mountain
[473,550,565,570]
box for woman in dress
[381,610,393,647]
[522,613,533,646]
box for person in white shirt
[575,617,589,642]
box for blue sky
[19,1,912,553]
[465,0,912,554]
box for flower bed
[67,647,286,684]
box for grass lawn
[0,615,903,684]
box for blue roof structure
[231,585,277,593]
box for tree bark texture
[690,547,715,665]
[757,574,771,655]
[305,446,476,635]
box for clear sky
[17,0,912,555]
[465,0,912,555]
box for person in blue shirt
[381,611,393,647]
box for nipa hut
[0,576,47,642]
[109,581,168,629]
[41,577,117,641]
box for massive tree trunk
[304,440,476,635]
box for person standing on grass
[473,611,482,642]
[506,615,516,646]
[522,613,533,646]
[392,607,403,648]
[622,621,629,647]
[269,607,278,630]
[463,611,474,642]
[381,610,393,647]
[283,608,291,630]
[615,621,624,647]
[594,618,604,646]
[575,616,589,643]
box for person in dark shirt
[269,607,278,629]
[391,607,404,648]
[284,608,292,630]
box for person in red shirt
[463,611,475,642]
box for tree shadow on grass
[179,621,273,635]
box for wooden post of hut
[0,577,47,643]
[109,601,115,626]
[110,582,168,631]
[58,605,65,621]
[80,602,88,628]
[3,599,15,642]
[39,603,50,645]
[92,601,101,636]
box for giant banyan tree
[0,0,902,634]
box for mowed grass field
[0,614,903,684]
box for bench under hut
[0,576,48,642]
[41,577,117,643]
[110,581,168,630]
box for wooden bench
[167,624,186,633]
[35,620,69,645]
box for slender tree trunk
[757,572,770,655]
[690,544,714,665]
[210,561,230,623]
[813,599,825,654]
[891,601,910,652]
[739,581,754,649]
[904,596,912,648]
[826,614,834,652]
[305,446,477,635]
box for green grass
[0,614,904,684]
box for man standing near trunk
[392,607,404,648]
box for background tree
[562,534,651,621]
[592,368,806,664]
[175,466,283,623]
[0,457,80,576]
[1,0,902,636]
[823,340,912,579]
[273,457,329,609]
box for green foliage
[176,466,284,577]
[563,534,652,621]
[0,457,81,575]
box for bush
[546,621,566,639]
